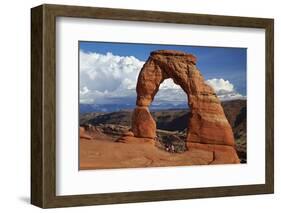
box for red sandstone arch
[132,50,235,147]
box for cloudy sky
[79,41,246,109]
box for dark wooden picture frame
[31,4,274,208]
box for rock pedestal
[132,106,156,139]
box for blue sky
[79,41,246,109]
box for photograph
[78,41,247,170]
[29,3,274,208]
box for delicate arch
[132,50,235,147]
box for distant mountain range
[79,102,188,114]
[80,100,246,130]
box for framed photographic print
[31,4,274,208]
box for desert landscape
[79,50,247,170]
[80,99,246,169]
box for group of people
[164,143,175,153]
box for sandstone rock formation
[132,106,156,139]
[79,127,92,140]
[133,50,234,145]
[129,50,239,164]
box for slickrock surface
[80,137,214,170]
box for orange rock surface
[80,137,215,170]
[188,142,240,164]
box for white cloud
[160,78,181,90]
[205,78,245,100]
[154,79,187,104]
[80,86,89,95]
[80,51,244,105]
[80,51,187,105]
[80,51,144,104]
